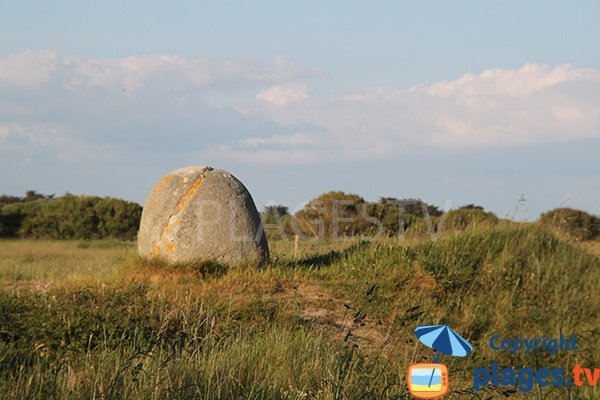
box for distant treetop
[0,191,141,240]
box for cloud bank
[228,63,600,164]
[1,50,599,168]
[0,50,322,92]
[0,49,323,164]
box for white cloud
[0,122,71,147]
[64,55,214,91]
[256,83,308,106]
[0,50,323,93]
[2,51,599,168]
[207,145,328,165]
[0,122,119,162]
[0,49,328,167]
[0,49,59,87]
[419,63,600,97]
[241,132,319,147]
[230,63,600,164]
[0,123,18,143]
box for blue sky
[1,1,599,218]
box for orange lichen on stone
[157,222,174,252]
[175,178,203,211]
[166,242,176,253]
[152,243,162,256]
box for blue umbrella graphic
[415,325,473,387]
[415,324,473,357]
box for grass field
[0,224,599,399]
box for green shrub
[294,191,368,238]
[0,207,28,237]
[404,208,498,239]
[438,208,499,233]
[0,194,141,240]
[404,216,439,239]
[540,207,599,241]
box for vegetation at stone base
[0,191,141,240]
[0,224,598,400]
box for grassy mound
[0,224,598,399]
[540,207,600,241]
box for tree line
[261,191,498,240]
[262,191,600,242]
[0,191,141,240]
[1,190,597,242]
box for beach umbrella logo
[407,325,473,399]
[415,324,473,358]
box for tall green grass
[0,225,598,399]
[0,283,411,399]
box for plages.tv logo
[408,325,473,399]
[474,333,599,392]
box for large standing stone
[138,166,269,266]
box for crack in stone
[154,167,213,256]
